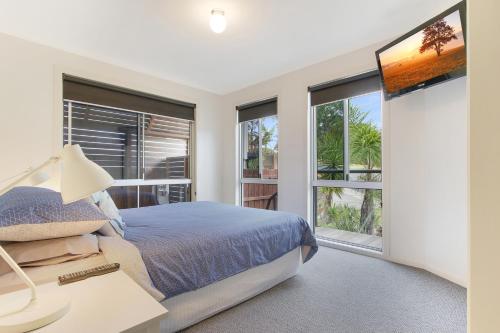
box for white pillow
[0,234,99,275]
[92,191,125,237]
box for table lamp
[0,144,114,332]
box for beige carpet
[183,246,466,333]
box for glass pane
[315,186,382,251]
[63,101,139,180]
[167,184,191,203]
[242,120,260,178]
[136,185,160,207]
[261,116,278,179]
[139,184,191,207]
[108,186,138,209]
[348,92,382,182]
[109,184,191,209]
[143,114,191,180]
[243,183,277,210]
[315,101,344,180]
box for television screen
[376,1,466,99]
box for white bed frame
[159,247,302,333]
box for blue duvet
[122,201,317,299]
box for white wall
[0,32,224,202]
[468,0,500,331]
[221,43,467,286]
[388,77,467,285]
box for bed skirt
[159,247,302,333]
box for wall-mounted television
[375,1,466,99]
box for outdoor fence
[242,168,278,210]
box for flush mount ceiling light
[209,9,226,33]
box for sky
[379,10,464,66]
[350,92,381,130]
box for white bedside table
[20,270,167,333]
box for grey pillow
[0,187,108,241]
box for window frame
[65,99,195,206]
[311,92,383,191]
[238,115,278,208]
[239,117,279,184]
[310,88,384,252]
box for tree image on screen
[378,10,465,95]
[419,18,457,57]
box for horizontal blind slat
[65,100,191,203]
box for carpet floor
[182,246,466,333]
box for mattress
[122,201,317,298]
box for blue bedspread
[122,201,317,299]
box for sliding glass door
[311,74,383,251]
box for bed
[0,201,317,332]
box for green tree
[316,100,382,235]
[315,101,344,215]
[350,123,381,175]
[245,118,277,172]
[244,120,260,173]
[350,121,381,234]
[261,121,275,148]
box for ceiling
[0,0,459,94]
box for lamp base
[0,287,70,333]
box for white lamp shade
[60,144,114,204]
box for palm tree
[350,123,381,234]
[316,100,381,233]
[316,102,344,220]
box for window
[63,75,194,209]
[310,72,383,251]
[238,98,278,210]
